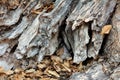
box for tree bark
[0,0,120,79]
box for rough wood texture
[0,1,119,79]
[66,0,117,63]
[69,61,120,80]
[104,1,120,62]
[0,0,74,69]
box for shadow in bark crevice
[82,57,94,66]
[86,21,93,55]
[57,16,73,58]
[10,43,18,53]
[99,3,117,56]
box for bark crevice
[0,0,119,74]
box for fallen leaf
[0,67,4,71]
[0,67,6,74]
[26,78,31,80]
[100,25,112,34]
[62,64,71,72]
[37,64,46,69]
[47,70,60,77]
[63,60,70,67]
[77,62,83,71]
[25,69,35,73]
[12,72,25,80]
[40,78,51,80]
[34,70,42,77]
[31,10,41,14]
[53,65,61,72]
[5,70,14,75]
[41,59,50,64]
[50,78,58,80]
[14,68,23,73]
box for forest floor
[0,53,95,80]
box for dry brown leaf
[25,69,35,74]
[21,72,26,77]
[53,65,61,72]
[50,78,58,80]
[100,25,112,34]
[40,78,51,80]
[13,73,25,80]
[0,75,7,80]
[31,10,41,14]
[63,60,70,67]
[47,70,60,77]
[71,65,78,72]
[77,62,83,71]
[25,73,36,78]
[42,59,51,64]
[5,70,14,75]
[14,68,23,73]
[0,67,6,74]
[34,70,43,77]
[0,0,7,4]
[8,0,19,9]
[0,67,4,71]
[26,78,32,80]
[44,67,52,76]
[62,64,71,72]
[37,64,46,69]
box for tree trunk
[0,0,120,79]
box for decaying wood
[66,0,117,63]
[0,0,74,66]
[69,61,120,80]
[104,1,120,62]
[0,1,119,77]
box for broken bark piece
[16,13,41,54]
[73,24,89,63]
[0,7,22,26]
[13,0,73,62]
[65,0,117,63]
[88,31,103,58]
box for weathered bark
[104,1,120,62]
[0,0,120,79]
[66,0,117,63]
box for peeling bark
[0,1,119,79]
[66,0,117,63]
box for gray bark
[0,0,120,79]
[104,1,120,62]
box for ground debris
[0,55,86,79]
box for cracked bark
[0,0,120,79]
